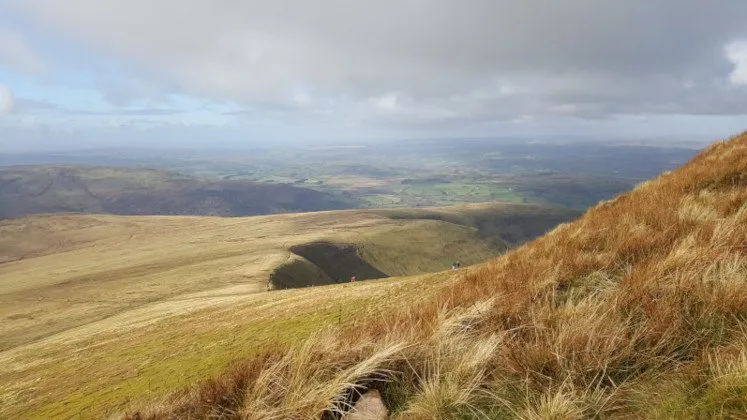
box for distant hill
[0,165,352,219]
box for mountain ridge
[0,164,352,219]
[126,132,747,419]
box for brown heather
[129,133,747,419]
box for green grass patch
[15,297,375,420]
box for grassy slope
[0,203,576,418]
[0,165,349,219]
[1,275,445,420]
[0,211,485,351]
[128,133,746,419]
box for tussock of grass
[129,133,747,419]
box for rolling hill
[113,132,744,419]
[0,202,579,418]
[0,165,352,219]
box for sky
[0,0,746,151]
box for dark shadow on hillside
[377,204,581,246]
[269,242,388,290]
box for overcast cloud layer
[1,0,746,149]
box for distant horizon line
[0,134,714,155]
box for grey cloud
[96,75,173,106]
[13,97,184,116]
[0,83,15,114]
[14,98,61,113]
[80,108,186,116]
[6,0,747,124]
[0,27,47,75]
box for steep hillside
[0,202,578,419]
[0,165,351,219]
[126,133,746,419]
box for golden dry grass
[0,202,573,418]
[0,210,495,352]
[1,272,447,419]
[127,132,746,419]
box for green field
[150,155,637,210]
[1,139,697,212]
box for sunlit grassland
[0,274,447,419]
[0,202,577,418]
